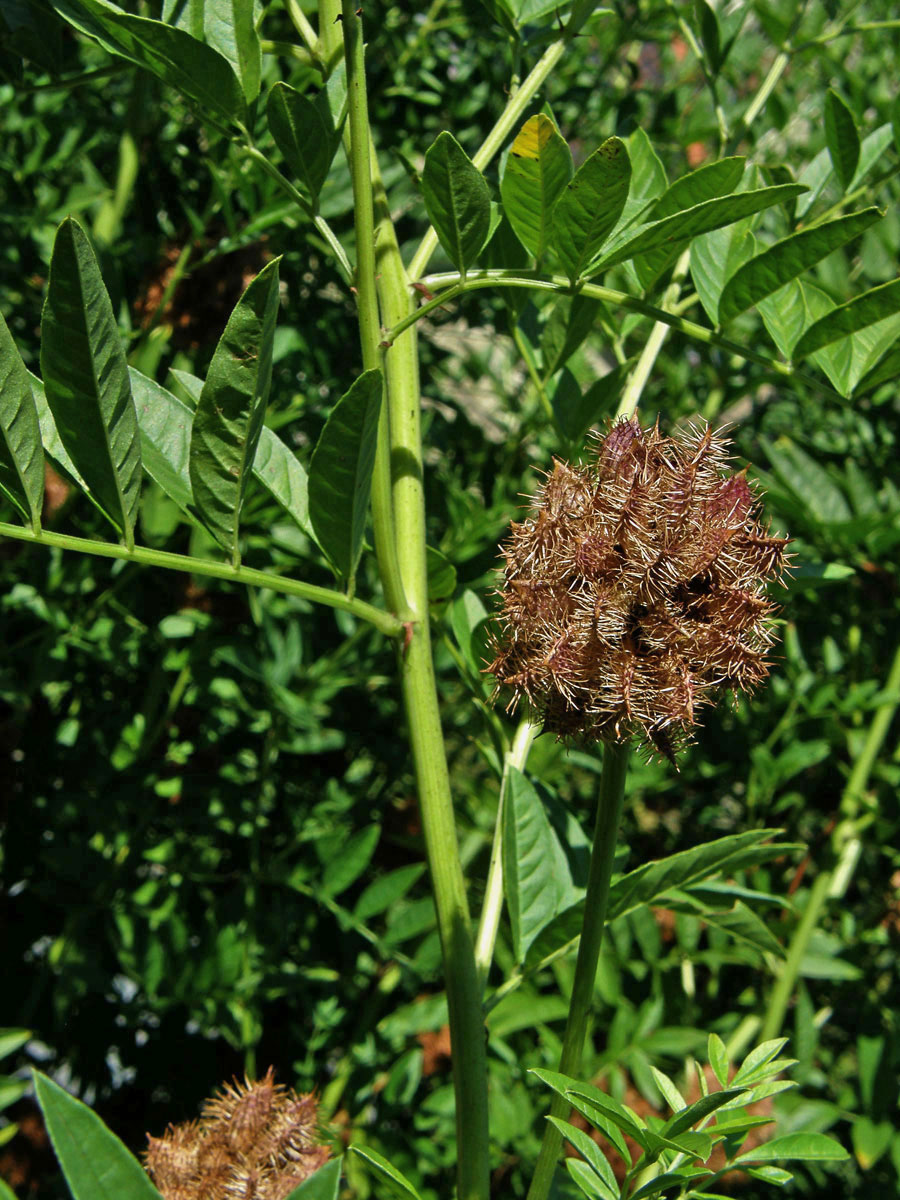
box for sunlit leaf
[793,278,900,358]
[735,1132,849,1164]
[552,137,631,281]
[349,1145,422,1200]
[500,114,573,259]
[421,132,491,274]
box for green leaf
[763,436,852,525]
[788,561,855,588]
[708,1033,729,1088]
[267,83,336,203]
[630,1169,711,1200]
[565,1157,616,1200]
[718,208,881,324]
[551,137,631,281]
[41,217,141,547]
[854,342,900,396]
[0,311,43,531]
[189,256,281,565]
[353,864,425,922]
[427,544,457,611]
[283,1158,342,1200]
[824,90,860,192]
[169,368,315,541]
[551,363,627,446]
[793,278,900,359]
[731,1039,789,1086]
[702,901,786,958]
[322,825,380,897]
[851,1116,893,1168]
[163,0,259,101]
[308,368,382,586]
[525,830,792,968]
[531,1069,638,1159]
[27,370,87,489]
[500,114,573,259]
[650,1067,686,1114]
[694,0,721,72]
[550,1118,618,1199]
[647,158,745,222]
[691,224,756,325]
[349,1145,422,1200]
[33,1071,163,1200]
[735,1133,849,1164]
[0,1029,30,1060]
[503,767,575,963]
[50,0,244,119]
[129,369,194,516]
[662,1088,745,1139]
[421,132,491,274]
[593,184,805,275]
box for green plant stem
[474,717,541,991]
[526,741,630,1200]
[285,0,318,53]
[241,146,353,283]
[762,641,900,1042]
[616,249,692,419]
[841,640,900,813]
[331,3,489,1195]
[339,0,405,613]
[392,270,842,399]
[0,521,403,637]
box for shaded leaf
[718,208,881,323]
[41,217,141,546]
[552,137,631,281]
[267,83,336,203]
[550,1117,618,1198]
[824,89,859,192]
[551,362,628,445]
[50,0,244,120]
[308,368,382,585]
[323,825,380,898]
[421,132,491,273]
[189,256,281,565]
[33,1072,162,1200]
[27,369,87,489]
[565,1158,616,1200]
[129,368,194,515]
[702,901,785,958]
[500,113,573,259]
[0,311,43,531]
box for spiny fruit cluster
[144,1069,329,1200]
[487,417,789,759]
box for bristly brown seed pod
[486,417,790,761]
[144,1070,329,1200]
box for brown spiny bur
[486,417,790,760]
[144,1069,330,1200]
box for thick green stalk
[527,741,630,1200]
[0,522,402,637]
[339,0,405,613]
[332,4,490,1196]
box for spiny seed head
[487,417,790,760]
[144,1071,329,1200]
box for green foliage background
[1,0,899,1197]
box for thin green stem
[241,146,353,282]
[394,270,843,400]
[736,50,789,137]
[0,522,403,638]
[526,741,630,1200]
[285,0,318,53]
[340,0,405,613]
[616,249,692,419]
[760,870,830,1044]
[841,640,900,813]
[794,19,900,51]
[475,718,541,991]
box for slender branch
[241,146,353,282]
[0,522,403,637]
[616,249,692,419]
[388,270,843,399]
[285,0,319,53]
[840,640,900,813]
[475,718,541,990]
[527,741,630,1200]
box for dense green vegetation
[1,1,899,1198]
